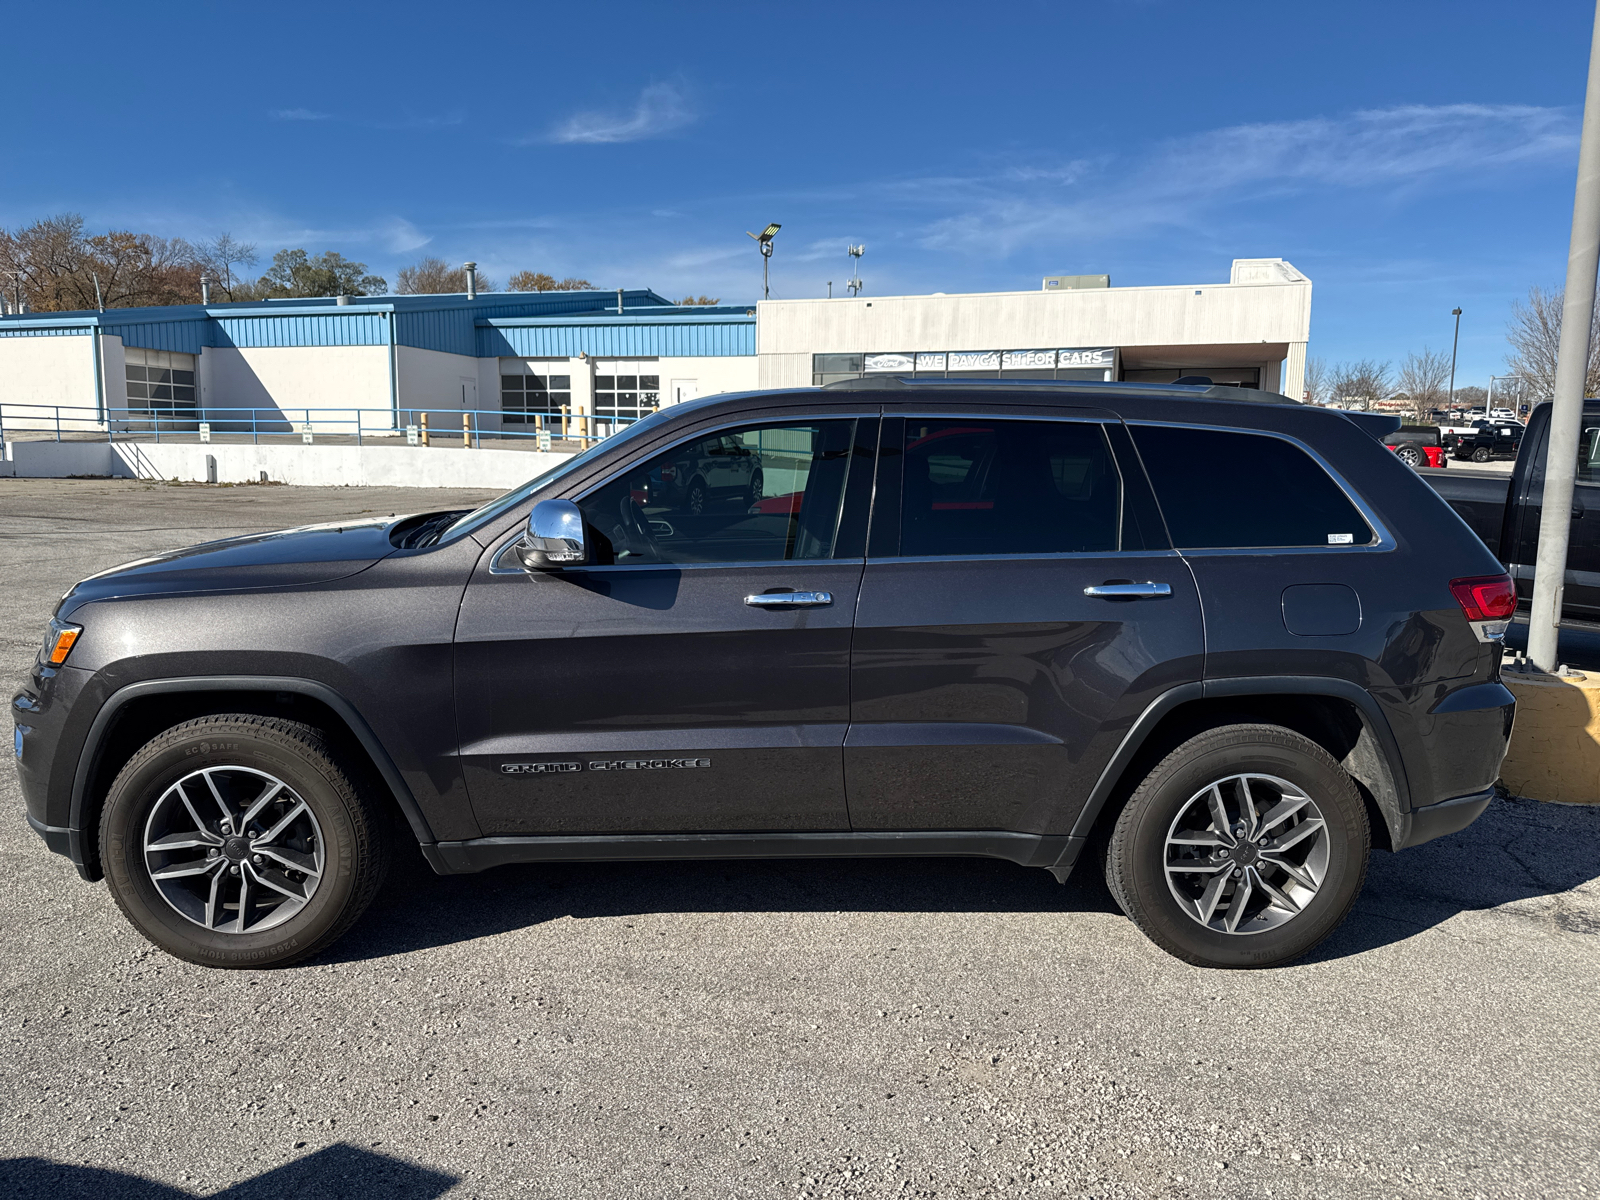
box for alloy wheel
[142,766,324,934]
[1163,773,1329,935]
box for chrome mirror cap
[515,499,588,569]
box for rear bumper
[1395,786,1495,850]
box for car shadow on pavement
[0,1143,457,1199]
[321,797,1600,968]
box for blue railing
[0,403,643,448]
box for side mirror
[515,499,588,570]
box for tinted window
[1130,425,1373,548]
[578,421,856,565]
[894,419,1122,556]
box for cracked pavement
[1,477,1598,1199]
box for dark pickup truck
[1444,418,1525,464]
[1423,400,1600,620]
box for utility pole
[1448,307,1462,408]
[1530,0,1600,672]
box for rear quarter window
[1130,424,1374,549]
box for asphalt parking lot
[2,477,1598,1200]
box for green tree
[676,294,721,305]
[254,249,387,298]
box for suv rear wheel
[99,714,390,968]
[1105,723,1369,968]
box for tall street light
[746,223,781,300]
[1530,0,1600,673]
[1448,307,1463,409]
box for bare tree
[676,294,721,306]
[1303,356,1330,405]
[396,256,498,295]
[1506,284,1600,402]
[0,213,206,310]
[1397,347,1451,410]
[195,233,258,301]
[1327,359,1392,410]
[507,270,595,292]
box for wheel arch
[1066,678,1409,873]
[69,676,435,882]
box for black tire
[1471,446,1491,463]
[99,714,391,968]
[1395,445,1424,468]
[1104,723,1369,969]
[747,468,764,507]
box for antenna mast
[846,244,865,296]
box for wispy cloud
[916,103,1577,255]
[541,81,695,145]
[270,108,330,122]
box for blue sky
[2,0,1593,385]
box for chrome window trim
[491,550,864,576]
[867,548,1184,566]
[1126,419,1396,554]
[488,410,878,575]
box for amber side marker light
[44,620,82,665]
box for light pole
[745,223,780,300]
[1530,0,1600,673]
[1448,307,1463,409]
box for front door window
[577,421,857,565]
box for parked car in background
[1382,424,1447,469]
[1445,419,1525,463]
[16,379,1516,972]
[1424,399,1600,620]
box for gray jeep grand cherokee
[14,380,1518,969]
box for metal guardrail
[0,403,644,448]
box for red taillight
[1449,574,1517,621]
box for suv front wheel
[99,714,391,968]
[1105,724,1370,968]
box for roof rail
[821,374,1295,405]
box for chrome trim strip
[491,551,864,576]
[861,549,1185,566]
[1083,582,1172,597]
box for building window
[595,368,660,421]
[125,348,197,414]
[500,360,571,424]
[812,353,863,386]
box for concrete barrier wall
[1501,670,1600,804]
[1,438,573,489]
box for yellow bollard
[561,405,570,439]
[463,411,473,448]
[420,412,430,447]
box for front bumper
[13,661,97,875]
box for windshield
[441,408,679,541]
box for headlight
[42,617,82,665]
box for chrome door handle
[744,591,833,607]
[1083,582,1172,598]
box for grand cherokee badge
[501,761,582,775]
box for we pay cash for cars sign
[502,758,711,775]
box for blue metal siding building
[0,288,759,427]
[0,288,755,359]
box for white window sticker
[1328,533,1354,544]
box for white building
[0,259,1311,440]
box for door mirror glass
[516,499,588,569]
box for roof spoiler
[1339,411,1403,439]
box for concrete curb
[1,438,574,489]
[1501,669,1600,805]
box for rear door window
[1130,425,1374,549]
[892,418,1123,556]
